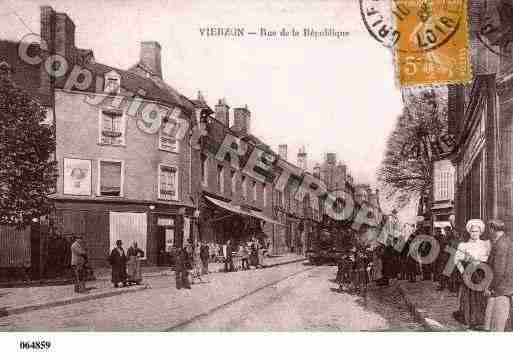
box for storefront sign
[458,111,486,184]
[157,218,174,226]
[63,158,91,196]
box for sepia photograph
[1,0,513,355]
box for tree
[377,87,453,212]
[0,63,58,228]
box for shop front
[199,194,283,251]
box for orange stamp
[360,0,472,87]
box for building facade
[14,6,196,268]
[451,0,513,231]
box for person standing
[484,219,513,331]
[436,227,450,290]
[70,235,87,293]
[174,246,187,289]
[200,242,210,275]
[225,239,234,272]
[109,240,127,288]
[126,242,144,285]
[240,244,250,270]
[454,219,491,329]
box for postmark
[395,0,472,86]
[359,0,465,53]
[360,0,472,87]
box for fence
[0,226,31,268]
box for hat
[466,219,485,234]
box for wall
[54,90,190,204]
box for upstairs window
[252,180,257,201]
[100,109,125,146]
[98,160,123,196]
[159,111,180,153]
[242,176,247,199]
[217,165,224,194]
[159,165,178,201]
[201,154,208,186]
[104,70,121,94]
[230,170,236,195]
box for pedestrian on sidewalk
[70,235,87,293]
[484,219,513,331]
[436,227,451,291]
[453,219,491,330]
[126,242,144,285]
[224,239,235,272]
[174,246,191,289]
[240,244,250,270]
[109,240,128,288]
[200,242,210,275]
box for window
[159,128,178,152]
[252,180,257,201]
[104,70,121,94]
[99,109,125,146]
[201,154,208,186]
[263,183,267,207]
[217,165,224,193]
[98,160,123,196]
[242,176,247,199]
[159,165,178,201]
[230,170,236,195]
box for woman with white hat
[454,219,491,329]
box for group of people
[223,238,269,272]
[70,237,145,293]
[370,216,513,331]
[450,218,513,331]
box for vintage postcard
[1,0,513,356]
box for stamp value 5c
[395,0,472,87]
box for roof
[55,61,194,116]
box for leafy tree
[0,64,57,228]
[377,87,453,212]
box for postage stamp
[360,0,472,87]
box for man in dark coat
[200,243,210,275]
[484,219,513,331]
[174,246,191,289]
[109,240,127,288]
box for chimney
[278,144,288,160]
[326,153,336,165]
[233,105,251,134]
[297,146,307,170]
[313,163,321,179]
[215,98,230,127]
[334,164,347,189]
[140,41,162,79]
[55,12,75,60]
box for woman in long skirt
[454,219,491,329]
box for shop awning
[205,196,284,226]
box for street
[0,262,421,331]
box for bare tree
[377,87,453,212]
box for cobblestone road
[0,263,421,331]
[179,266,422,331]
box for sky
[0,0,416,222]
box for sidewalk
[0,253,304,318]
[397,280,465,331]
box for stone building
[451,0,513,231]
[2,6,197,268]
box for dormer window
[104,70,121,94]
